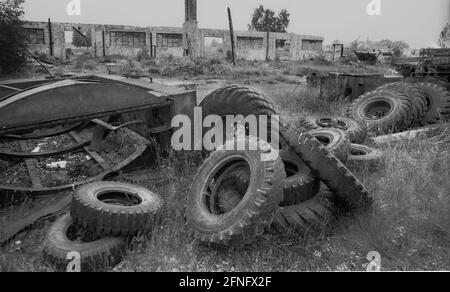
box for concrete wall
[23,20,324,62]
[151,26,185,58]
[23,22,50,57]
[197,28,324,61]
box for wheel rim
[201,157,249,216]
[97,191,142,207]
[360,99,394,120]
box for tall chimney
[185,0,197,21]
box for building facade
[23,0,324,61]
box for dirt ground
[0,57,449,272]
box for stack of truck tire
[43,182,163,271]
[186,82,450,245]
[42,82,450,271]
[186,86,377,245]
[348,82,450,131]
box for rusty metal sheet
[0,79,58,101]
[0,139,90,161]
[0,79,171,135]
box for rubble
[45,161,68,169]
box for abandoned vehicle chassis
[0,74,197,203]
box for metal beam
[69,131,111,171]
[48,18,54,56]
[0,85,21,91]
[72,26,88,40]
[19,141,43,189]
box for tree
[438,23,449,48]
[348,38,366,51]
[0,0,26,74]
[374,39,409,51]
[248,5,290,33]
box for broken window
[64,31,74,44]
[276,39,289,49]
[276,39,290,61]
[237,37,264,49]
[301,40,323,51]
[204,37,223,50]
[23,28,45,45]
[156,33,183,48]
[110,31,146,47]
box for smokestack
[185,0,197,21]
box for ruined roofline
[24,20,184,32]
[199,27,324,41]
[23,20,324,41]
[24,20,147,29]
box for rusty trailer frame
[0,74,197,205]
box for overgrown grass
[136,57,280,80]
[5,51,392,85]
[259,83,346,117]
[278,59,391,77]
[72,54,100,72]
[341,135,450,270]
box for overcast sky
[23,0,449,48]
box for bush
[312,55,333,66]
[0,0,26,74]
[72,55,98,71]
[137,49,151,62]
[339,53,358,65]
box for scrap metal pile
[0,75,193,270]
[0,74,192,208]
[392,48,450,82]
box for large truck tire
[296,115,367,144]
[71,182,163,236]
[281,126,373,211]
[199,85,280,148]
[347,88,414,134]
[415,83,450,123]
[43,214,125,272]
[272,189,335,235]
[307,128,351,162]
[186,137,285,244]
[232,150,320,206]
[377,82,427,124]
[347,144,384,171]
